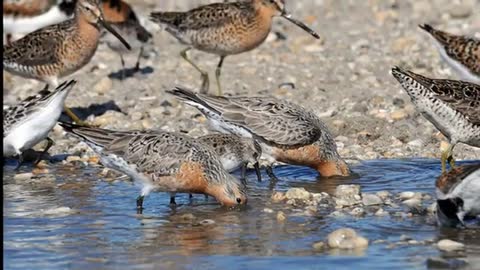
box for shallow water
[3,159,480,270]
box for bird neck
[75,13,101,41]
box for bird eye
[236,198,242,204]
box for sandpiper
[3,0,76,45]
[167,87,351,179]
[436,163,480,228]
[100,0,152,78]
[3,0,132,126]
[59,123,247,211]
[419,24,480,84]
[199,133,262,182]
[391,67,480,172]
[3,80,77,168]
[150,0,320,95]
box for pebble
[375,208,389,216]
[271,191,286,202]
[199,219,215,226]
[402,198,421,208]
[93,77,113,94]
[327,228,369,250]
[362,193,383,206]
[399,191,415,200]
[263,208,274,213]
[349,207,365,216]
[449,3,473,18]
[285,188,311,201]
[14,173,33,181]
[437,239,465,251]
[335,185,361,197]
[390,110,408,121]
[376,191,391,200]
[312,241,325,250]
[277,211,287,222]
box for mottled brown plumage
[3,0,56,16]
[150,0,319,95]
[167,87,350,178]
[419,24,480,84]
[3,0,131,126]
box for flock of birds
[2,0,480,228]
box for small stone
[32,167,50,175]
[437,239,465,251]
[93,77,113,94]
[391,109,408,121]
[402,198,421,208]
[179,214,196,221]
[263,208,274,213]
[285,188,311,201]
[327,228,369,250]
[271,191,286,202]
[312,241,325,250]
[66,156,82,163]
[335,185,361,197]
[399,191,415,200]
[14,173,33,181]
[362,193,383,206]
[376,191,391,200]
[199,219,215,226]
[449,3,473,18]
[375,208,389,216]
[277,211,287,222]
[349,207,365,216]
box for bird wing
[197,95,323,147]
[3,21,70,67]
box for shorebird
[391,67,480,172]
[419,24,480,84]
[167,87,351,179]
[100,0,152,78]
[150,0,320,95]
[198,133,262,182]
[3,80,77,168]
[3,0,132,126]
[3,0,76,45]
[59,123,248,211]
[436,163,480,228]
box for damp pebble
[199,219,215,226]
[14,173,33,181]
[437,239,465,251]
[362,193,383,206]
[285,188,311,201]
[399,191,415,200]
[402,198,421,208]
[327,228,369,250]
[264,208,274,213]
[271,191,286,202]
[312,241,325,250]
[277,211,287,222]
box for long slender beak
[254,162,262,182]
[281,12,320,39]
[99,19,132,50]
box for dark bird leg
[14,154,25,171]
[215,56,225,96]
[34,137,54,166]
[240,162,247,185]
[266,165,279,181]
[254,162,262,182]
[170,196,177,205]
[180,47,209,94]
[136,195,144,212]
[120,54,126,80]
[134,46,144,72]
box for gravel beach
[3,0,480,162]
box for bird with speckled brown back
[150,0,319,95]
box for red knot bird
[391,67,480,172]
[3,0,131,126]
[419,24,480,84]
[435,163,480,228]
[150,0,320,95]
[59,123,248,211]
[199,133,262,182]
[166,87,351,179]
[3,80,77,169]
[100,0,152,78]
[3,0,76,45]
